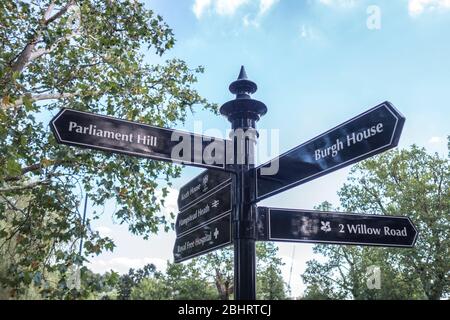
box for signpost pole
[220,66,267,300]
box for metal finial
[229,65,257,96]
[220,66,267,123]
[237,65,248,80]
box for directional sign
[257,207,418,248]
[173,213,231,263]
[255,102,405,202]
[176,183,232,236]
[51,108,229,170]
[178,169,232,211]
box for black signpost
[254,102,405,202]
[51,108,228,169]
[257,207,418,248]
[50,66,417,301]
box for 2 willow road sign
[50,108,229,170]
[257,207,418,248]
[254,102,405,202]
[173,169,232,262]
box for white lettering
[346,123,384,147]
[68,121,77,132]
[171,132,191,163]
[384,226,407,236]
[314,138,344,161]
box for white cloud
[259,0,279,15]
[193,0,248,18]
[215,0,249,16]
[193,0,212,19]
[192,0,278,22]
[318,0,357,8]
[408,0,450,16]
[428,136,444,144]
[243,14,260,27]
[425,136,448,156]
[87,257,167,274]
[242,0,279,27]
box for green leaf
[6,158,22,176]
[22,94,34,111]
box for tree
[79,268,120,300]
[302,146,449,299]
[163,261,218,300]
[197,243,287,300]
[125,244,288,300]
[117,263,158,300]
[0,1,216,298]
[256,242,286,300]
[130,261,218,300]
[130,277,169,300]
[198,247,234,300]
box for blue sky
[87,0,450,297]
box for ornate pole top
[229,66,258,97]
[220,66,267,126]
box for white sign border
[267,207,418,248]
[51,108,228,170]
[255,102,403,200]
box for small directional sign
[257,207,418,248]
[178,169,232,211]
[51,108,228,169]
[176,183,232,236]
[173,213,231,263]
[255,102,405,201]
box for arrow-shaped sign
[254,102,405,202]
[51,108,229,170]
[257,207,418,248]
[176,183,232,236]
[178,169,232,212]
[173,213,231,263]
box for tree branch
[29,30,79,61]
[362,183,388,214]
[4,153,88,182]
[3,92,79,110]
[10,38,39,74]
[43,1,76,26]
[0,179,51,193]
[6,1,77,80]
[43,1,57,21]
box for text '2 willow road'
[257,207,418,248]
